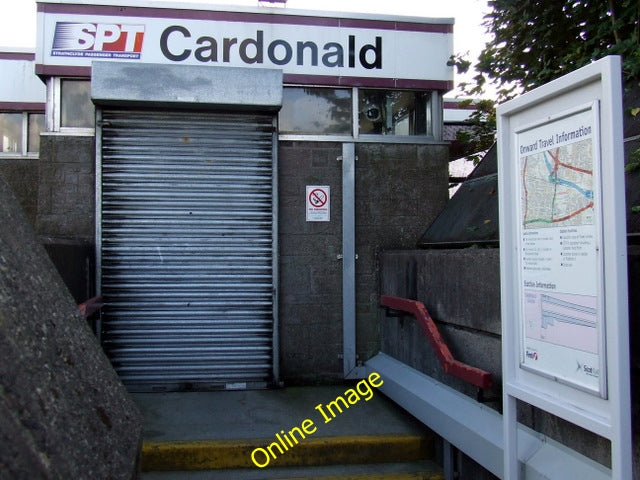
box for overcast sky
[1,0,493,95]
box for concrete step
[141,460,445,479]
[142,433,433,470]
[134,387,444,479]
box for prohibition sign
[309,188,328,208]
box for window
[279,87,352,135]
[46,78,95,132]
[60,79,94,129]
[358,90,432,136]
[0,113,22,153]
[28,114,45,153]
[279,86,440,141]
[0,112,45,155]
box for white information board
[516,102,605,396]
[498,56,631,479]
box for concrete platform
[132,384,443,479]
[132,385,431,443]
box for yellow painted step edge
[142,434,433,471]
[273,473,445,480]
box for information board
[515,102,605,396]
[497,56,631,479]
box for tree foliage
[460,0,640,99]
[450,0,640,156]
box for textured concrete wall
[36,134,95,241]
[355,144,449,363]
[0,158,38,226]
[0,135,96,303]
[278,142,448,384]
[278,142,344,384]
[36,134,96,303]
[380,249,502,400]
[380,247,639,478]
[0,172,141,479]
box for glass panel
[0,113,23,153]
[61,79,94,128]
[280,87,352,135]
[28,113,45,153]
[359,90,431,136]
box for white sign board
[306,186,330,222]
[35,1,453,90]
[498,56,630,479]
[516,102,604,395]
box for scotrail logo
[51,22,145,59]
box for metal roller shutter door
[99,109,276,391]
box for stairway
[134,386,444,480]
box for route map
[521,139,594,229]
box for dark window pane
[280,87,352,135]
[28,113,45,153]
[359,90,431,136]
[0,113,23,153]
[61,79,94,128]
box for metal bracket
[384,307,405,318]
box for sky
[0,0,493,95]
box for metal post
[342,142,363,378]
[443,439,455,480]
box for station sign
[36,1,454,90]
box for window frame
[0,111,44,157]
[279,86,354,136]
[27,112,45,153]
[43,77,445,142]
[46,77,95,135]
[278,86,443,143]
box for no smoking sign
[306,185,330,222]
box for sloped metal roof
[419,132,640,249]
[418,145,499,248]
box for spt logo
[52,22,145,59]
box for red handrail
[381,294,493,390]
[78,295,103,320]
